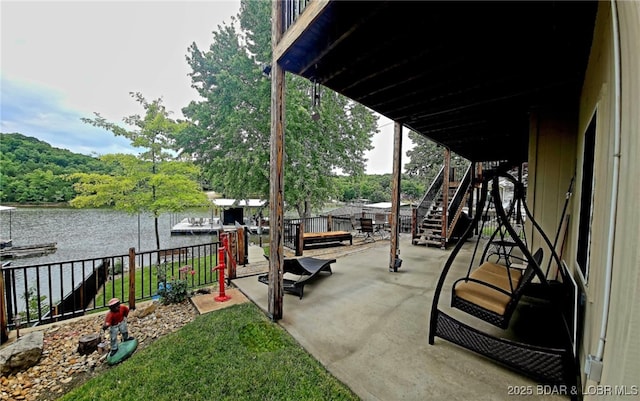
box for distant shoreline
[1,202,70,208]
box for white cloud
[1,0,241,155]
[1,1,413,171]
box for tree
[74,93,208,250]
[177,0,377,218]
[0,133,113,203]
[405,131,470,189]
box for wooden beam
[268,0,285,321]
[389,122,403,272]
[273,0,330,63]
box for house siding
[601,0,640,391]
[530,2,640,398]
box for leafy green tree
[177,0,377,218]
[405,131,470,189]
[75,93,208,249]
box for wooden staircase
[413,163,473,248]
[415,185,460,247]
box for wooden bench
[302,231,352,249]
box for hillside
[0,133,112,203]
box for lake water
[0,207,226,313]
[0,207,220,268]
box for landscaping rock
[135,301,158,319]
[0,300,198,401]
[0,332,44,376]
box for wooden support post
[441,149,450,249]
[327,215,333,231]
[128,248,136,310]
[389,121,403,272]
[268,0,285,321]
[236,226,245,269]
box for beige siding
[527,111,577,273]
[529,2,640,397]
[575,6,616,391]
[601,0,640,390]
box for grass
[60,303,359,401]
[96,256,219,306]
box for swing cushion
[454,262,523,315]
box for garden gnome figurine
[102,298,134,356]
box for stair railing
[413,166,444,237]
[446,164,473,241]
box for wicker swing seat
[452,249,541,329]
[429,169,580,398]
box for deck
[170,218,222,235]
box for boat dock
[0,242,57,259]
[170,218,222,235]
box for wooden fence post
[327,215,333,231]
[128,248,136,310]
[0,268,7,344]
[295,222,304,256]
[411,207,418,240]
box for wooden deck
[170,218,222,235]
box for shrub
[157,264,195,304]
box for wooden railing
[282,0,312,32]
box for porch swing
[450,172,546,329]
[428,168,580,395]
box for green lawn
[60,303,359,401]
[97,255,219,306]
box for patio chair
[350,215,363,237]
[374,213,391,239]
[359,218,375,243]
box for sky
[1,0,412,174]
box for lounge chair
[258,256,335,298]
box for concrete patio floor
[232,235,566,401]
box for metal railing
[446,164,473,239]
[283,213,412,253]
[1,242,219,331]
[414,166,445,237]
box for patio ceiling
[277,1,598,163]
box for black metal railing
[447,164,472,230]
[2,242,219,329]
[415,166,445,235]
[282,213,412,253]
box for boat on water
[0,242,57,260]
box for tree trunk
[296,200,312,219]
[78,333,101,355]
